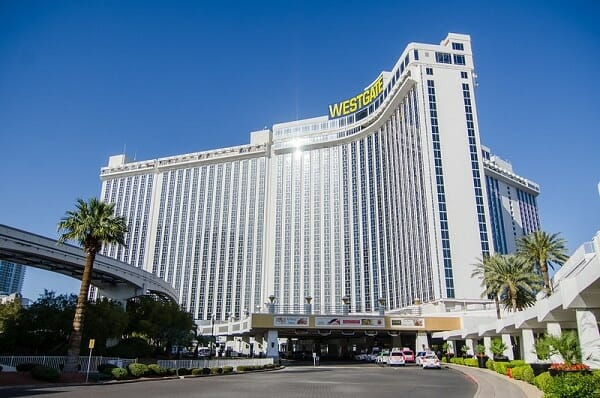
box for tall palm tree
[493,254,542,312]
[516,231,569,294]
[472,254,504,319]
[58,198,127,373]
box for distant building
[99,33,540,321]
[0,260,25,296]
[482,146,540,254]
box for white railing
[157,357,273,369]
[0,356,137,372]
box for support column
[416,332,429,352]
[521,329,537,364]
[502,334,514,360]
[266,330,279,359]
[465,339,475,357]
[484,336,493,359]
[576,309,600,369]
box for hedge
[521,366,534,384]
[178,367,191,376]
[111,367,129,380]
[210,367,223,374]
[148,364,167,376]
[543,372,600,397]
[486,359,495,370]
[191,368,203,376]
[450,357,465,365]
[127,363,150,378]
[463,358,478,367]
[534,372,552,391]
[31,365,60,382]
[223,366,233,374]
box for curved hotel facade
[99,33,540,322]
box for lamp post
[209,314,215,360]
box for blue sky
[1,1,598,301]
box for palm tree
[472,254,505,319]
[494,254,542,312]
[516,231,569,294]
[58,198,127,373]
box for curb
[447,363,543,398]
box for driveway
[1,364,477,398]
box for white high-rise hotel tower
[100,33,539,321]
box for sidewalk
[448,364,543,398]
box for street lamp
[209,314,216,360]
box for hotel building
[0,260,26,296]
[99,33,539,322]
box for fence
[157,357,273,370]
[0,356,137,373]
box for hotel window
[426,67,434,75]
[413,49,419,60]
[461,71,468,79]
[452,42,464,51]
[453,54,466,65]
[435,52,451,64]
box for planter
[530,363,551,376]
[549,368,591,377]
[477,356,488,368]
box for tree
[0,297,21,331]
[125,295,194,356]
[82,298,129,354]
[494,255,542,312]
[57,197,127,372]
[473,254,541,314]
[0,291,76,354]
[472,254,505,319]
[516,231,569,294]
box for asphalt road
[2,364,477,398]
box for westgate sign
[328,76,384,119]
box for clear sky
[1,1,599,301]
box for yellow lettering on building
[328,76,384,119]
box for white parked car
[387,351,406,366]
[421,352,442,369]
[415,351,427,365]
[376,350,390,364]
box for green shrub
[494,361,509,375]
[486,359,495,370]
[98,363,118,375]
[511,366,525,380]
[210,366,223,374]
[127,363,150,378]
[178,367,191,376]
[31,365,60,382]
[148,364,167,376]
[464,358,478,367]
[521,366,534,384]
[111,367,129,380]
[450,357,465,365]
[191,368,203,376]
[202,367,211,375]
[441,357,447,363]
[223,366,233,373]
[16,363,40,372]
[544,372,600,398]
[167,368,177,376]
[236,365,263,372]
[534,372,552,392]
[509,360,526,367]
